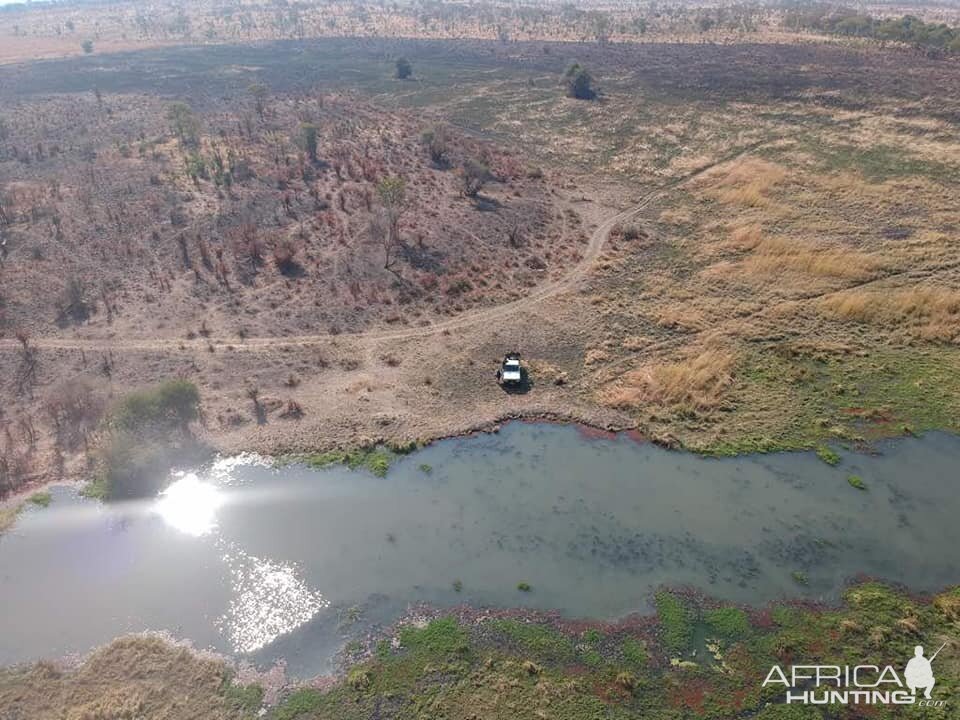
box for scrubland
[2,37,959,497]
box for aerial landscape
[1,0,959,717]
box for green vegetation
[91,380,204,500]
[488,620,575,664]
[706,346,960,459]
[299,446,396,477]
[787,8,960,56]
[847,474,867,490]
[399,617,469,656]
[418,463,432,474]
[815,446,840,466]
[516,582,532,592]
[704,606,751,640]
[300,122,318,162]
[27,491,51,508]
[395,57,413,79]
[620,637,648,669]
[223,681,264,716]
[654,591,694,655]
[111,379,200,435]
[791,571,809,586]
[272,689,325,720]
[563,63,596,100]
[6,582,958,720]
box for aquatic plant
[517,582,532,592]
[654,591,694,655]
[28,491,51,508]
[847,474,867,490]
[704,606,750,640]
[301,447,395,477]
[815,445,841,465]
[791,571,809,585]
[418,463,433,474]
[453,580,463,592]
[399,617,469,656]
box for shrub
[111,380,200,437]
[347,668,371,690]
[461,159,489,197]
[421,126,450,167]
[564,63,596,100]
[395,57,413,79]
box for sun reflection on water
[217,548,329,653]
[155,462,328,653]
[155,473,224,536]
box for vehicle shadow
[498,369,533,395]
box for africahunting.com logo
[762,642,948,707]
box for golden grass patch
[703,158,787,208]
[600,347,737,411]
[720,224,882,281]
[821,286,960,342]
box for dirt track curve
[0,141,770,354]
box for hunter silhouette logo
[762,641,949,707]
[905,643,945,700]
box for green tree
[166,102,200,146]
[300,123,318,162]
[81,39,94,54]
[461,159,489,198]
[421,125,449,167]
[395,57,413,79]
[563,63,596,100]
[374,177,407,268]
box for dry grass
[706,158,787,207]
[821,286,960,342]
[0,503,22,534]
[720,224,883,281]
[0,636,255,720]
[600,346,738,411]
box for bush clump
[92,380,203,500]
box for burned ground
[1,35,959,496]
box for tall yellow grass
[708,158,786,208]
[600,348,737,410]
[725,224,881,281]
[821,286,960,341]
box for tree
[300,122,318,162]
[248,83,269,119]
[81,39,94,54]
[461,159,489,198]
[564,63,596,100]
[166,102,200,146]
[421,125,450,167]
[395,57,413,79]
[374,176,407,268]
